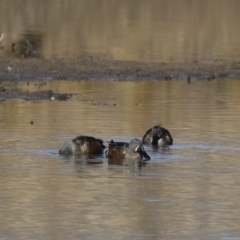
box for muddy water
[1,1,240,64]
[0,79,240,239]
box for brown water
[1,79,240,239]
[1,0,240,63]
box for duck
[59,135,105,155]
[142,125,173,146]
[105,138,151,163]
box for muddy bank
[1,56,240,82]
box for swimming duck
[59,135,105,155]
[142,125,173,146]
[105,138,151,162]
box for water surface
[1,79,240,239]
[1,0,240,63]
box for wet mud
[1,56,240,83]
[1,55,240,101]
[0,86,72,101]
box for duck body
[142,125,173,146]
[59,135,105,155]
[105,138,150,162]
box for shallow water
[1,1,240,64]
[1,79,240,239]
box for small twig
[12,88,20,98]
[23,88,27,98]
[0,33,4,42]
[17,73,21,81]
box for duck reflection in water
[60,153,105,164]
[105,138,151,166]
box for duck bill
[142,151,151,160]
[138,149,151,161]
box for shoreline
[1,56,240,82]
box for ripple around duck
[23,138,240,167]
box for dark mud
[1,56,240,83]
[0,86,72,101]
